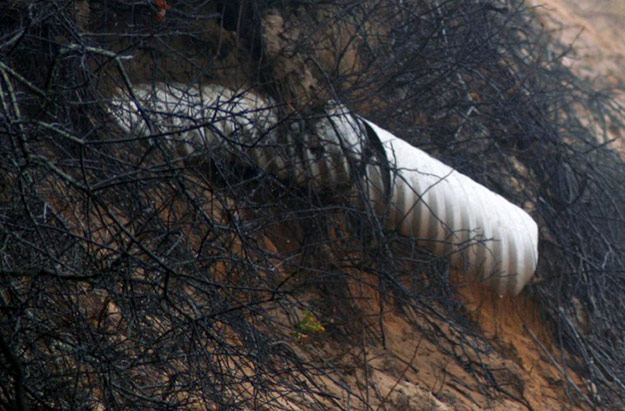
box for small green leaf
[295,310,326,335]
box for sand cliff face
[526,0,625,157]
[527,0,625,84]
[246,1,625,408]
[87,1,624,408]
[223,2,620,408]
[3,0,622,408]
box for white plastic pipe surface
[361,120,538,296]
[111,84,366,190]
[111,83,538,296]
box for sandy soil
[528,0,625,84]
[78,1,625,408]
[315,2,625,409]
[256,2,625,409]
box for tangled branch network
[110,83,538,296]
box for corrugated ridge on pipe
[110,83,538,296]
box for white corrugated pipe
[110,83,538,296]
